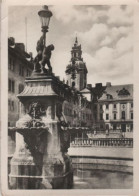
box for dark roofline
[9,46,34,70]
[106,84,133,87]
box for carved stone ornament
[28,102,45,119]
[118,88,130,96]
[17,128,48,171]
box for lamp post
[38,5,53,48]
[33,5,54,74]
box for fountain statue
[9,5,73,189]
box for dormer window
[107,94,113,99]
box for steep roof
[98,84,133,101]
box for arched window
[72,81,75,88]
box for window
[121,111,125,120]
[106,104,109,109]
[113,124,117,130]
[74,111,76,118]
[100,113,103,120]
[26,69,31,77]
[94,105,97,111]
[18,84,24,93]
[64,107,67,115]
[9,58,15,71]
[100,124,103,129]
[131,103,133,108]
[131,112,133,119]
[8,99,11,110]
[8,79,11,91]
[114,113,116,120]
[8,100,14,111]
[11,101,14,111]
[12,81,15,93]
[114,104,116,109]
[106,124,109,130]
[19,65,24,76]
[72,81,75,88]
[100,105,103,109]
[107,94,112,99]
[106,114,109,120]
[130,124,133,131]
[8,79,15,93]
[8,58,11,69]
[90,114,92,120]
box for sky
[8,5,133,86]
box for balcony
[70,138,133,148]
[110,119,133,122]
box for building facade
[93,83,133,133]
[8,37,33,127]
[8,36,134,132]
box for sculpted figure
[34,35,44,72]
[41,44,54,73]
[33,34,54,74]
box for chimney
[87,84,92,89]
[8,37,15,46]
[95,83,102,88]
[15,43,25,52]
[29,52,33,58]
[106,82,111,87]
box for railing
[70,138,133,148]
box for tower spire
[75,36,78,45]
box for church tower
[65,37,88,91]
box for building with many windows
[8,36,134,132]
[8,37,33,127]
[94,82,133,133]
[8,36,133,163]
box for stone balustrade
[71,138,133,148]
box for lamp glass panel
[40,16,50,27]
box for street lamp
[33,5,54,74]
[38,5,53,46]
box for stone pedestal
[9,74,73,189]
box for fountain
[9,5,73,189]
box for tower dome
[65,37,88,91]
